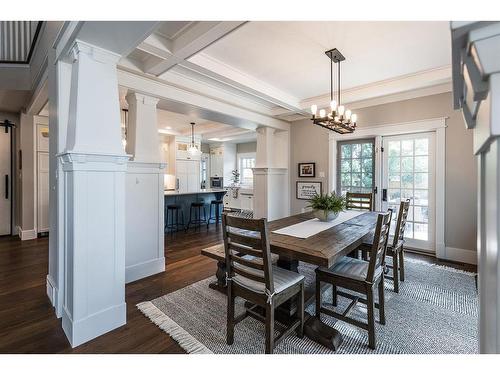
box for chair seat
[191,202,204,207]
[232,265,304,295]
[316,256,382,281]
[167,204,181,210]
[211,199,223,204]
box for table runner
[271,210,364,239]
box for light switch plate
[319,171,325,178]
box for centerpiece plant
[307,191,346,222]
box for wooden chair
[346,192,373,211]
[359,199,410,292]
[222,214,305,354]
[315,210,392,349]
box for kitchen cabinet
[176,159,200,192]
[223,188,254,211]
[209,144,236,182]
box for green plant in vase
[307,191,346,222]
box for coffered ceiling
[118,21,453,124]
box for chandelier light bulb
[334,116,339,122]
[345,109,352,120]
[338,105,345,116]
[330,100,337,111]
[319,109,326,118]
[311,104,318,115]
[351,113,358,123]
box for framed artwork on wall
[296,181,322,200]
[298,162,316,177]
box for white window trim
[328,117,447,258]
[237,152,256,188]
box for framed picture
[296,181,322,200]
[298,162,315,177]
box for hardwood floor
[0,226,476,353]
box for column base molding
[62,302,126,348]
[17,227,37,241]
[126,257,165,283]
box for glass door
[337,138,375,196]
[382,132,435,252]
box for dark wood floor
[0,226,476,353]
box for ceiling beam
[144,21,246,76]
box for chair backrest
[346,192,373,211]
[222,213,274,294]
[367,210,392,282]
[392,199,411,249]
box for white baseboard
[62,303,126,348]
[46,275,56,305]
[125,257,165,284]
[440,247,477,265]
[18,228,37,241]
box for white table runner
[272,210,364,239]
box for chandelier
[310,48,357,134]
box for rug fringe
[137,301,213,354]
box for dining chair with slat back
[358,199,410,292]
[222,213,305,354]
[315,210,392,350]
[346,192,374,211]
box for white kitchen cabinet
[176,141,201,160]
[209,144,236,180]
[240,193,254,211]
[176,159,200,192]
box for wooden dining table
[263,210,380,349]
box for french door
[337,138,375,196]
[381,132,435,252]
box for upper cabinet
[175,136,201,161]
[209,144,236,181]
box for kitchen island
[164,189,227,231]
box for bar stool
[207,199,224,228]
[165,204,185,234]
[186,200,207,232]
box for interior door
[0,126,12,235]
[37,152,50,233]
[382,132,435,252]
[337,138,376,196]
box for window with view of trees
[337,139,375,196]
[238,154,256,187]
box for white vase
[313,210,339,222]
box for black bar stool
[186,200,207,232]
[207,199,224,228]
[165,204,185,234]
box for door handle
[4,175,8,200]
[373,186,378,194]
[382,188,387,202]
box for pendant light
[187,122,201,156]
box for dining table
[264,210,380,349]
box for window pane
[415,139,429,155]
[352,173,361,187]
[414,156,428,172]
[401,157,413,172]
[402,140,413,156]
[362,158,372,173]
[388,157,400,172]
[388,141,400,157]
[362,143,373,158]
[405,222,414,238]
[388,189,401,203]
[341,159,351,173]
[352,144,361,158]
[414,223,428,240]
[414,206,429,223]
[401,189,413,201]
[341,144,352,158]
[415,173,428,189]
[341,173,351,187]
[389,174,401,188]
[362,173,373,188]
[352,159,361,172]
[401,173,413,188]
[414,189,428,206]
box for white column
[253,126,290,221]
[124,92,165,283]
[451,22,500,353]
[59,41,128,347]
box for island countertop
[164,189,227,196]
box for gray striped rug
[137,258,478,354]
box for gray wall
[290,92,476,252]
[236,141,257,154]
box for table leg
[208,261,227,293]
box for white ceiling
[198,21,452,100]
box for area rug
[137,258,478,354]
